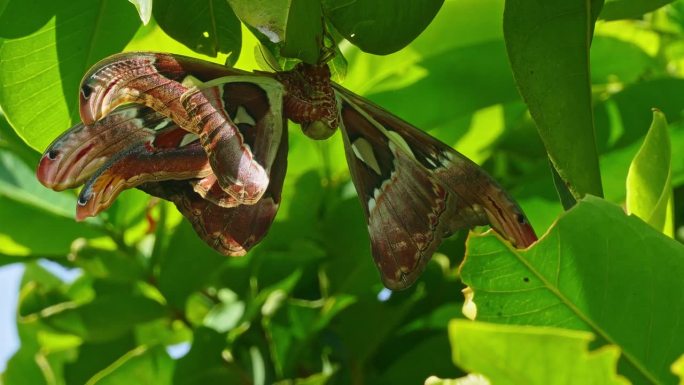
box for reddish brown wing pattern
[139,119,288,256]
[334,86,536,290]
[37,53,534,289]
[38,55,289,255]
[79,52,274,204]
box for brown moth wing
[335,87,536,290]
[78,52,249,126]
[76,141,212,221]
[37,106,171,190]
[180,77,284,205]
[78,52,274,205]
[138,118,288,256]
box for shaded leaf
[86,345,173,385]
[0,0,140,151]
[449,320,629,385]
[41,293,167,342]
[322,0,444,55]
[157,220,225,309]
[279,0,323,64]
[70,242,144,283]
[504,0,603,202]
[153,0,241,62]
[626,109,673,235]
[173,327,243,385]
[64,334,137,385]
[460,196,684,385]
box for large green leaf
[600,0,675,20]
[460,196,684,385]
[0,0,140,151]
[504,0,604,203]
[153,0,242,62]
[322,0,444,55]
[626,110,673,235]
[0,149,102,256]
[449,321,629,385]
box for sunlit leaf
[0,0,140,150]
[626,109,673,235]
[449,321,629,385]
[460,196,684,385]
[672,354,684,385]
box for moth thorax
[278,63,340,140]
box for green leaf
[626,109,673,236]
[0,150,76,219]
[227,0,289,42]
[279,0,323,64]
[157,221,225,308]
[70,241,145,283]
[448,321,630,385]
[600,0,675,20]
[590,36,658,85]
[228,0,322,63]
[86,345,174,385]
[153,0,242,62]
[128,0,152,25]
[504,0,604,203]
[64,335,137,385]
[0,149,102,256]
[0,0,8,18]
[459,196,684,385]
[0,0,140,151]
[173,327,243,385]
[41,293,167,342]
[322,0,444,55]
[0,109,39,166]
